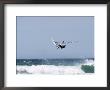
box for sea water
[16,58,94,75]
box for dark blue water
[16,58,94,66]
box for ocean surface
[16,58,94,75]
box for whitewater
[16,59,94,75]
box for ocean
[16,58,94,75]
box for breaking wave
[16,58,94,75]
[16,65,85,74]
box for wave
[16,65,85,75]
[16,59,94,75]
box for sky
[16,16,94,59]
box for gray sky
[17,16,94,59]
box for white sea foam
[84,59,94,66]
[16,65,85,75]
